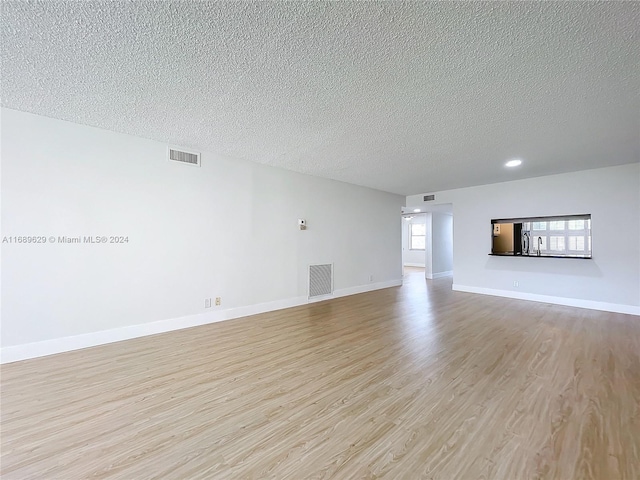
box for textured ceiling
[2,1,639,195]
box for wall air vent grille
[309,264,333,299]
[424,194,436,201]
[168,147,201,167]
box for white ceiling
[2,1,638,195]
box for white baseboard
[0,313,220,365]
[452,284,640,316]
[427,270,453,279]
[307,279,403,304]
[403,263,425,268]
[0,281,403,364]
[333,279,403,299]
[223,296,308,319]
[0,296,308,365]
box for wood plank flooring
[1,268,639,479]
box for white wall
[1,108,404,359]
[401,212,453,278]
[407,164,640,314]
[431,213,453,276]
[424,213,433,276]
[402,214,426,267]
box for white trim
[403,262,425,268]
[221,296,308,319]
[1,311,223,365]
[333,279,403,299]
[307,293,335,304]
[0,280,404,364]
[0,296,308,364]
[452,284,640,316]
[427,270,453,279]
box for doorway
[401,204,453,280]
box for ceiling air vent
[424,194,436,201]
[168,147,201,167]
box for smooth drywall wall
[402,214,426,267]
[1,108,404,349]
[406,164,640,313]
[431,213,453,275]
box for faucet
[537,236,542,256]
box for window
[525,216,591,257]
[410,223,426,250]
[568,220,585,230]
[568,236,585,250]
[536,236,548,250]
[549,221,564,230]
[549,236,565,251]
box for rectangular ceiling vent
[168,147,201,167]
[309,264,333,300]
[424,194,436,201]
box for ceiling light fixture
[413,208,421,212]
[505,159,522,168]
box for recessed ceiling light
[505,159,522,168]
[413,208,421,212]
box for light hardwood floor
[1,268,639,479]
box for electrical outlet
[215,297,221,306]
[205,298,212,308]
[513,281,519,287]
[369,274,373,282]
